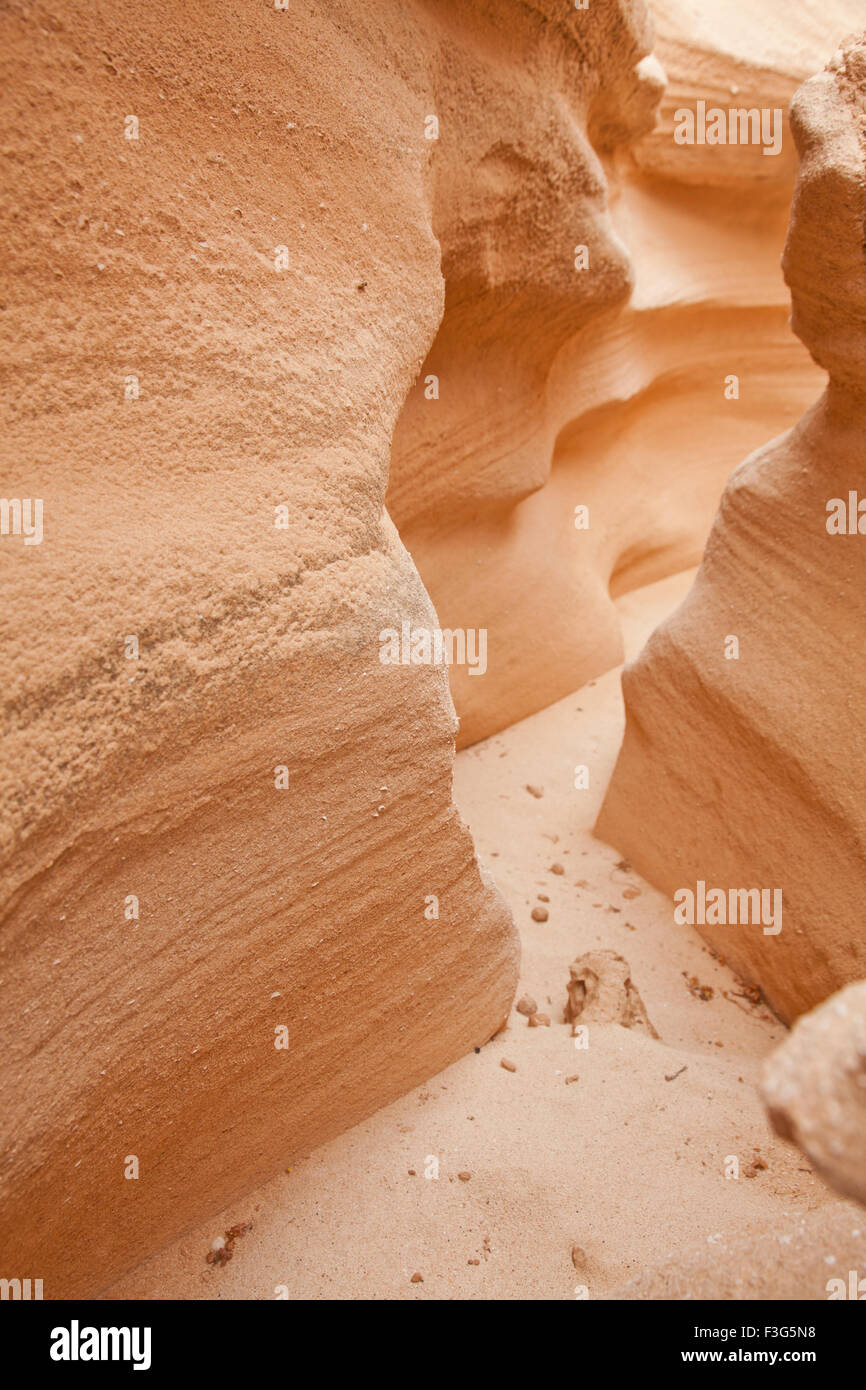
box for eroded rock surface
[387,0,859,746]
[763,982,866,1208]
[596,35,866,1023]
[564,950,659,1038]
[0,0,527,1297]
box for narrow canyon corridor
[4,0,866,1348]
[105,571,863,1301]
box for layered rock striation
[596,34,866,1023]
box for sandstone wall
[596,35,866,1024]
[0,0,528,1297]
[387,0,860,746]
[3,0,863,1301]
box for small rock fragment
[762,980,866,1207]
[410,1272,423,1283]
[743,1155,768,1179]
[683,972,714,1001]
[565,1073,580,1084]
[205,1219,253,1268]
[565,949,659,1038]
[528,1012,550,1027]
[571,1244,587,1270]
[458,1171,471,1182]
[550,863,565,875]
[500,1058,517,1072]
[531,906,549,922]
[516,994,537,1016]
[525,784,544,798]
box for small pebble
[525,784,544,798]
[528,1012,550,1028]
[516,994,538,1016]
[468,1258,480,1266]
[537,893,549,902]
[565,1073,580,1084]
[500,1058,517,1072]
[550,863,565,875]
[458,1171,471,1182]
[571,1244,587,1270]
[531,906,549,922]
[410,1272,424,1284]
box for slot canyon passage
[3,0,866,1304]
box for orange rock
[596,35,866,1023]
[0,0,522,1298]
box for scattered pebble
[525,784,544,799]
[528,1012,550,1028]
[565,1073,580,1084]
[458,1171,471,1182]
[410,1272,424,1284]
[500,1058,517,1072]
[550,863,565,875]
[744,1154,768,1179]
[531,906,549,922]
[537,893,549,902]
[683,973,714,1001]
[571,1245,587,1270]
[516,994,537,1016]
[205,1220,252,1268]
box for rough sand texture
[105,575,853,1301]
[596,34,866,1024]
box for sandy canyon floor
[105,571,860,1300]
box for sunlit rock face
[0,0,526,1297]
[389,0,860,748]
[596,35,866,1025]
[2,0,862,1302]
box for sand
[105,570,851,1300]
[5,1,865,1301]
